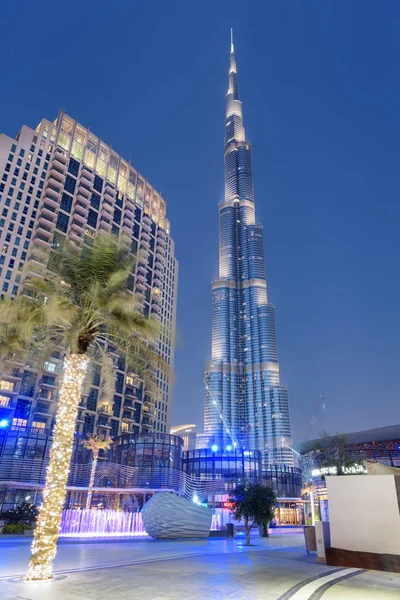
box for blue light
[211,444,218,452]
[226,445,232,452]
[0,419,9,428]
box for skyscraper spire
[204,34,293,468]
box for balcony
[77,185,91,199]
[123,402,135,410]
[34,404,52,417]
[121,412,134,422]
[81,168,94,184]
[34,234,51,249]
[47,176,63,192]
[99,220,112,233]
[54,148,68,164]
[76,192,90,207]
[39,378,57,389]
[97,420,112,430]
[74,204,88,221]
[69,229,82,245]
[151,303,161,315]
[71,220,85,234]
[143,215,152,226]
[104,188,115,202]
[157,229,166,240]
[140,239,149,251]
[49,167,65,183]
[137,263,147,275]
[125,204,135,220]
[97,405,112,415]
[140,229,150,241]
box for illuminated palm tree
[0,234,160,581]
[81,434,113,509]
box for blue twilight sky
[1,1,399,442]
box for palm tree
[0,234,160,581]
[81,434,113,509]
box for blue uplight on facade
[204,32,294,469]
[211,444,219,452]
[0,419,9,428]
[226,445,232,452]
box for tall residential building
[204,34,293,466]
[0,110,177,438]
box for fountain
[59,509,148,537]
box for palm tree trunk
[25,353,89,581]
[86,450,99,509]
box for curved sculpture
[141,492,212,539]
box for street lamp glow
[226,445,232,452]
[211,444,218,452]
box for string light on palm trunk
[25,354,88,581]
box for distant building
[204,33,292,467]
[170,424,197,451]
[0,110,178,438]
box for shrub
[2,522,26,534]
[0,502,38,526]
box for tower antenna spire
[230,28,234,53]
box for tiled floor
[0,532,398,599]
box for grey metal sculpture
[141,492,212,539]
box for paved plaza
[0,530,399,599]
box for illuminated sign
[311,463,367,478]
[223,502,234,509]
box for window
[68,157,80,177]
[0,380,14,391]
[60,193,73,213]
[11,144,16,152]
[90,192,100,210]
[32,421,46,430]
[2,282,8,292]
[56,212,69,233]
[19,149,25,157]
[64,175,76,195]
[87,209,98,229]
[93,174,103,193]
[113,208,121,224]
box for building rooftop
[293,424,400,455]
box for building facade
[204,34,293,466]
[170,424,197,451]
[0,110,178,438]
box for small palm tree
[0,234,160,581]
[81,434,113,509]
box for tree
[313,432,359,475]
[0,502,38,526]
[81,434,113,509]
[230,482,276,546]
[0,234,161,581]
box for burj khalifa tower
[204,32,293,467]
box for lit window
[0,380,14,391]
[12,417,27,429]
[0,395,10,407]
[44,361,56,372]
[32,421,46,430]
[126,375,135,386]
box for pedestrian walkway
[0,531,398,599]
